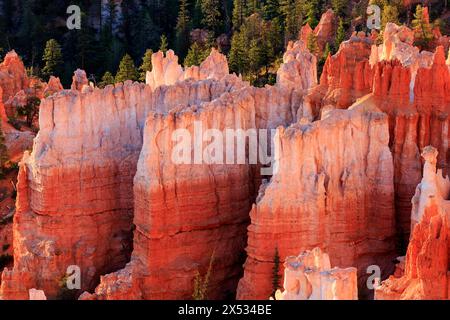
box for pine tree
[184,42,209,67]
[335,17,345,51]
[201,0,221,34]
[271,247,281,298]
[232,0,247,30]
[323,42,331,60]
[115,54,139,83]
[305,0,319,29]
[246,0,259,15]
[263,0,280,20]
[412,5,433,49]
[248,38,263,83]
[307,32,319,55]
[331,0,346,16]
[42,39,63,80]
[159,34,169,54]
[98,71,115,88]
[139,49,153,82]
[175,0,191,59]
[381,5,399,31]
[229,29,248,75]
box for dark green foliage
[305,0,319,29]
[412,5,433,50]
[335,17,346,51]
[184,42,210,67]
[229,13,283,86]
[201,0,222,34]
[159,35,169,54]
[42,39,63,80]
[139,49,154,82]
[98,71,115,88]
[331,0,347,16]
[115,54,139,83]
[271,247,281,298]
[232,0,247,30]
[16,96,41,128]
[175,0,192,59]
[307,32,319,55]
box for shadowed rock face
[376,146,450,300]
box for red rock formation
[80,82,311,300]
[274,248,358,300]
[0,71,252,299]
[71,69,89,91]
[299,10,336,57]
[276,40,317,92]
[0,51,29,103]
[43,76,64,97]
[313,9,336,57]
[305,33,373,115]
[376,146,450,299]
[371,46,450,245]
[237,103,397,300]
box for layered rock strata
[1,44,316,299]
[0,71,250,299]
[237,103,397,300]
[376,146,450,299]
[80,84,308,300]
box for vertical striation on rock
[376,146,450,300]
[237,103,396,300]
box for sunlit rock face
[1,44,318,300]
[304,33,373,117]
[276,40,317,92]
[376,146,450,300]
[0,51,29,103]
[299,9,336,57]
[371,45,450,246]
[237,103,396,300]
[275,248,358,300]
[80,78,311,300]
[146,48,231,90]
[0,75,248,299]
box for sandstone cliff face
[1,44,317,299]
[0,51,29,103]
[371,45,450,246]
[146,48,230,91]
[79,83,307,300]
[299,10,336,57]
[0,69,246,299]
[275,248,358,300]
[376,146,450,299]
[304,33,373,116]
[237,103,396,300]
[276,40,317,93]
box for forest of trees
[0,0,448,87]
